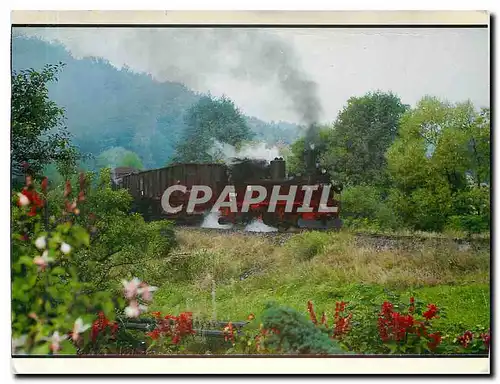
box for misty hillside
[11,36,301,169]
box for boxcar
[119,163,228,222]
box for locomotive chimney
[270,157,286,180]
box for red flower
[333,314,352,338]
[90,312,115,343]
[378,301,418,342]
[172,334,181,344]
[335,301,348,313]
[332,301,351,338]
[41,177,48,193]
[64,181,72,197]
[78,190,85,202]
[147,329,161,340]
[307,301,317,324]
[480,330,490,350]
[423,304,439,320]
[18,188,44,215]
[147,311,195,345]
[409,297,415,314]
[223,321,235,342]
[458,331,474,348]
[428,332,442,350]
[381,301,394,316]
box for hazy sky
[15,27,489,124]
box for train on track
[112,152,343,230]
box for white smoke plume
[210,140,280,163]
[15,27,323,127]
[244,219,278,233]
[201,211,233,230]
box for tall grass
[147,228,490,333]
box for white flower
[17,193,30,206]
[60,242,71,254]
[122,277,142,299]
[33,250,54,271]
[124,300,147,318]
[137,284,158,302]
[41,331,67,353]
[72,317,91,342]
[35,236,47,250]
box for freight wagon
[114,157,342,229]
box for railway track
[175,225,490,250]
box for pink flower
[33,250,53,271]
[137,283,158,302]
[72,318,91,342]
[122,277,141,299]
[124,300,147,318]
[17,192,30,207]
[45,331,67,353]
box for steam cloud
[17,27,323,143]
[210,140,280,163]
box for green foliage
[321,91,408,187]
[172,94,254,163]
[11,182,121,355]
[386,97,490,232]
[60,169,176,292]
[11,63,81,179]
[259,303,345,354]
[341,186,403,231]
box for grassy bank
[145,229,490,338]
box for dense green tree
[11,63,80,179]
[320,91,409,187]
[386,97,490,232]
[172,95,254,163]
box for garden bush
[46,168,176,292]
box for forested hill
[11,35,301,169]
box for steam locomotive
[113,153,342,230]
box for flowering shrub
[305,297,490,355]
[376,298,443,353]
[145,311,196,353]
[90,311,119,344]
[307,301,352,343]
[11,174,163,355]
[456,329,490,353]
[47,168,176,293]
[11,174,122,355]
